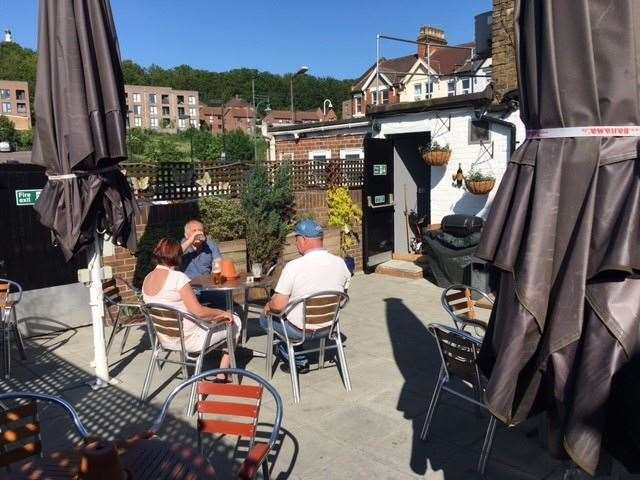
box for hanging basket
[465,178,496,195]
[422,149,451,166]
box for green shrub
[147,136,183,163]
[133,222,184,287]
[16,129,33,150]
[0,116,17,144]
[466,169,495,182]
[242,163,293,268]
[198,196,245,241]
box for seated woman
[142,238,241,382]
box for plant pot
[465,178,496,195]
[344,255,355,275]
[422,149,451,166]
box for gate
[0,164,84,290]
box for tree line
[0,41,354,118]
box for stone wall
[492,0,518,100]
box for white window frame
[0,89,10,100]
[353,94,363,115]
[447,80,456,97]
[461,78,471,94]
[190,119,198,128]
[149,93,156,104]
[308,150,331,186]
[308,150,331,160]
[178,117,187,129]
[2,102,11,113]
[425,81,434,99]
[188,96,196,105]
[133,104,142,115]
[149,105,158,116]
[150,117,159,128]
[132,93,141,103]
[339,148,364,159]
[189,107,197,117]
[413,83,422,101]
[134,116,142,127]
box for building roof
[352,43,475,92]
[199,104,254,119]
[268,117,371,135]
[263,109,324,125]
[367,84,494,117]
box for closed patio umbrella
[476,0,640,475]
[31,0,136,386]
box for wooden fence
[121,158,364,201]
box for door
[363,137,395,271]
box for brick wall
[275,133,366,162]
[492,0,518,99]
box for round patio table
[191,272,273,354]
[5,436,216,479]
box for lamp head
[295,66,309,77]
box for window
[308,150,331,186]
[16,90,25,101]
[371,91,377,104]
[425,81,434,99]
[161,94,170,105]
[161,118,171,128]
[190,119,198,128]
[461,78,471,94]
[189,107,197,117]
[178,117,187,129]
[0,89,10,100]
[447,81,456,97]
[177,95,185,105]
[469,119,490,144]
[150,117,159,128]
[149,94,157,104]
[188,96,196,105]
[340,148,364,185]
[16,103,26,114]
[134,117,142,127]
[353,95,363,115]
[381,89,390,104]
[162,106,170,116]
[178,107,185,116]
[2,102,11,113]
[132,93,141,103]
[414,84,422,101]
[133,104,142,115]
[149,106,157,116]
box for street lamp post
[290,65,308,124]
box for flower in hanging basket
[464,169,496,195]
[420,141,451,166]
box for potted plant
[327,187,362,274]
[465,169,496,195]
[420,141,451,166]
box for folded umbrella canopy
[31,0,136,385]
[477,0,640,475]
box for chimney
[3,30,12,43]
[491,0,518,100]
[417,26,447,58]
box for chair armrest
[118,302,143,309]
[238,442,270,480]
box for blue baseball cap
[294,219,323,238]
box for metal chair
[264,291,351,403]
[242,263,280,345]
[103,276,147,357]
[140,303,237,416]
[441,284,494,336]
[149,368,283,480]
[0,392,91,472]
[0,278,26,379]
[420,323,497,475]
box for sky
[1,0,492,79]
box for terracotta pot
[422,149,451,166]
[465,178,496,195]
[220,258,239,280]
[78,441,129,480]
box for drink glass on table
[213,259,222,285]
[251,263,262,278]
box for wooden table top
[6,436,216,480]
[191,272,273,292]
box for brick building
[263,108,335,128]
[199,96,255,135]
[0,80,31,130]
[124,85,199,132]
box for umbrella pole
[88,235,110,389]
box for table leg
[226,291,239,384]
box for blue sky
[2,0,492,79]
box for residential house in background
[199,95,255,135]
[348,23,494,118]
[263,107,336,128]
[124,85,199,132]
[0,80,31,130]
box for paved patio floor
[1,274,638,479]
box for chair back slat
[198,383,263,399]
[198,419,256,437]
[197,401,258,418]
[304,294,341,326]
[445,288,476,319]
[102,278,124,307]
[430,324,482,387]
[0,283,9,308]
[147,307,181,339]
[0,401,41,468]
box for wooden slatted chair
[0,392,91,473]
[140,304,237,416]
[148,368,283,480]
[441,284,494,335]
[103,276,147,357]
[241,263,281,345]
[0,279,26,379]
[264,291,350,403]
[420,324,497,475]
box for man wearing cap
[261,219,352,373]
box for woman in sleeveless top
[142,238,241,381]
